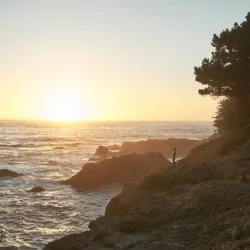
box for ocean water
[0,121,214,249]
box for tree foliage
[214,98,250,155]
[194,13,250,136]
[194,13,250,98]
[213,98,249,135]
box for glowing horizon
[1,1,249,122]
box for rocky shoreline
[44,136,250,250]
[92,133,220,160]
[61,135,221,189]
[44,181,250,250]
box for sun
[44,93,85,121]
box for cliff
[44,137,250,250]
[62,153,171,188]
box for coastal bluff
[62,152,171,188]
[44,137,250,250]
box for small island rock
[30,186,45,193]
[0,169,23,178]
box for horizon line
[0,118,213,123]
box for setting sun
[44,93,86,121]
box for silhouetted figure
[173,148,176,166]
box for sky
[1,0,250,121]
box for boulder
[0,169,22,178]
[94,146,110,157]
[62,152,171,188]
[30,186,45,193]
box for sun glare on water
[44,93,86,121]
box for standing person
[173,148,176,167]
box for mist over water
[0,121,213,249]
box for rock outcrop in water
[94,133,220,159]
[95,146,110,157]
[0,169,23,178]
[62,153,171,188]
[44,137,250,250]
[30,186,45,192]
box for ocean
[0,121,214,249]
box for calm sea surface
[0,121,214,249]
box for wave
[33,137,73,142]
[42,160,77,166]
[33,137,93,143]
[0,142,83,149]
[52,143,82,149]
[53,146,67,150]
[65,142,82,147]
[47,160,58,165]
[0,143,38,148]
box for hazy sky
[1,1,250,121]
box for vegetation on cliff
[195,12,250,149]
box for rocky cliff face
[62,153,171,188]
[44,181,250,250]
[44,137,250,250]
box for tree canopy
[195,12,250,141]
[194,13,250,98]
